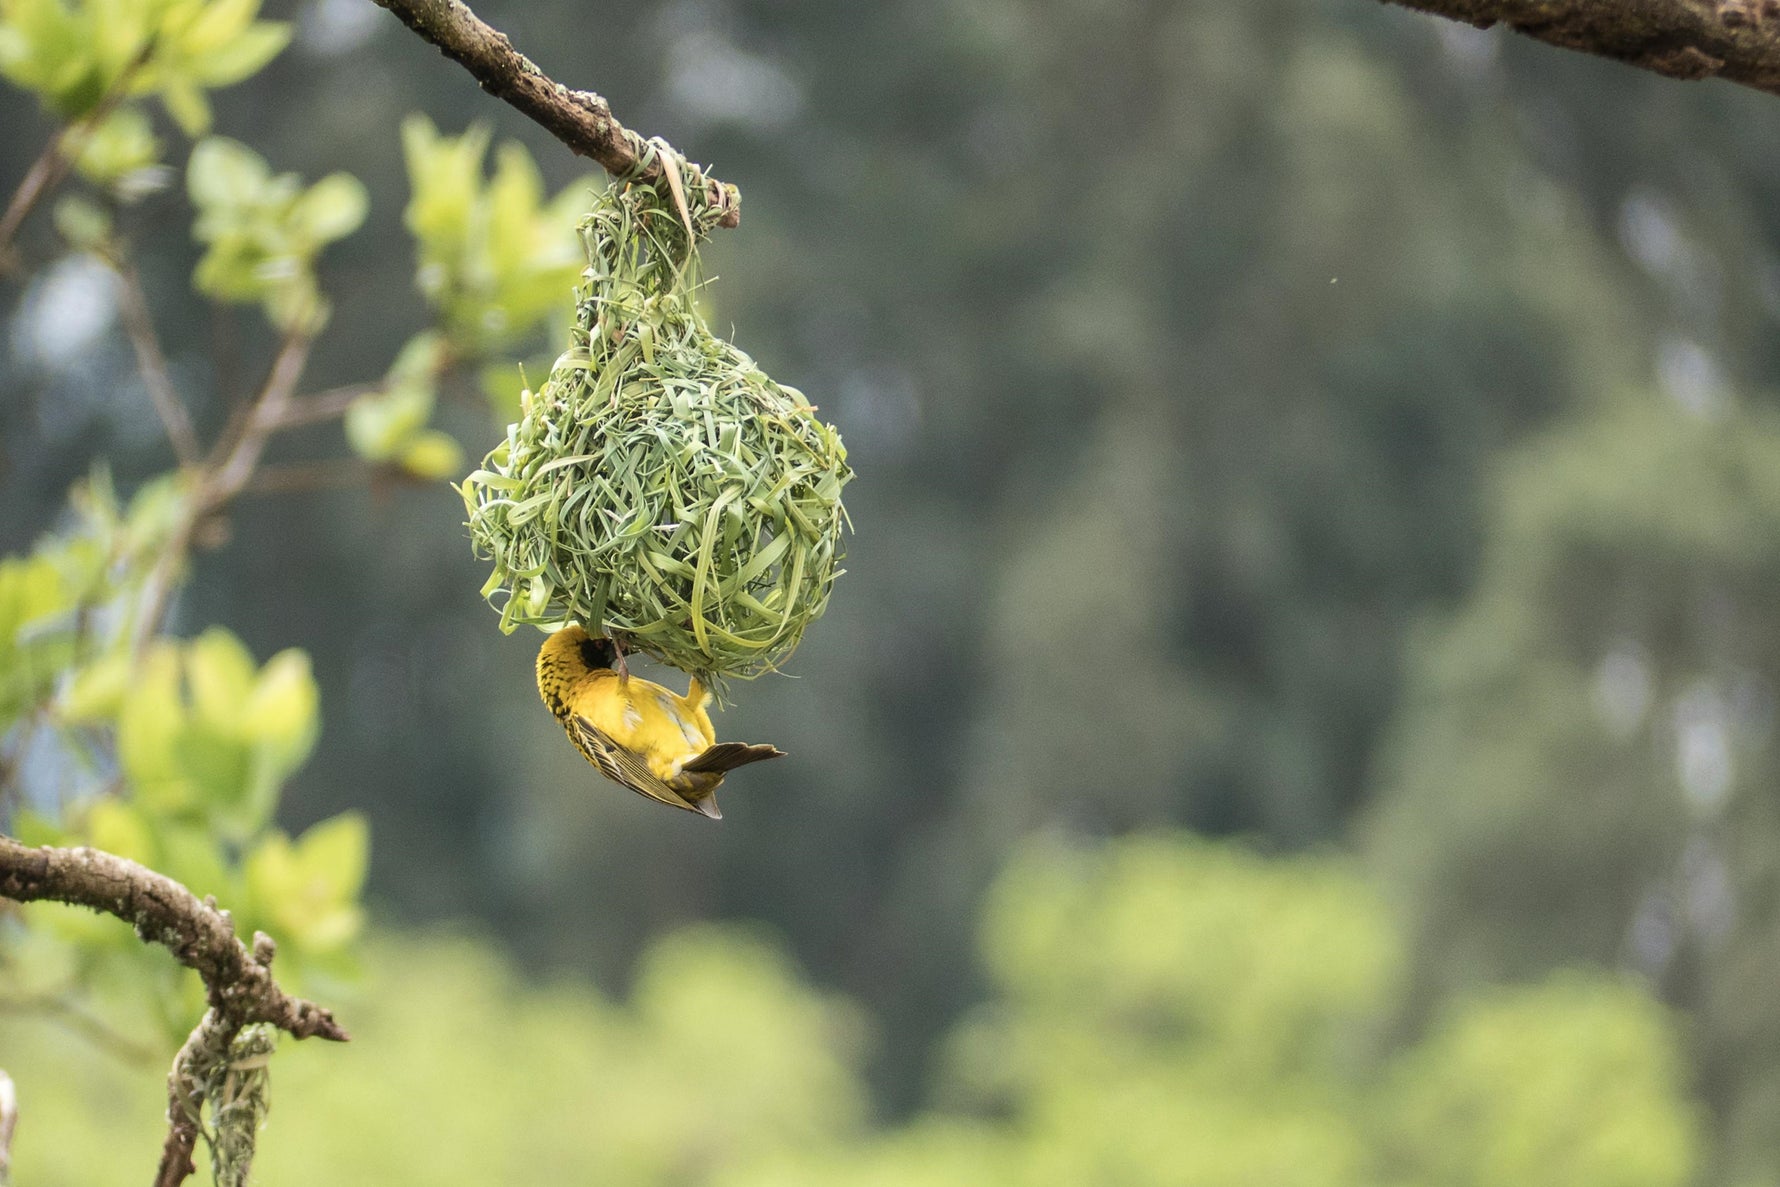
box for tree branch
[0,49,151,273]
[367,0,740,226]
[243,459,381,495]
[0,837,346,1186]
[1379,0,1780,97]
[269,382,377,430]
[0,839,346,1042]
[111,257,202,468]
[133,330,314,652]
[203,333,312,503]
[0,124,79,275]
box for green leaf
[24,897,124,949]
[185,626,258,726]
[12,807,67,848]
[0,0,291,127]
[83,797,155,866]
[72,104,162,189]
[293,811,369,903]
[344,333,444,459]
[399,430,465,480]
[400,115,589,357]
[345,382,434,461]
[262,277,328,336]
[241,647,320,778]
[123,472,191,553]
[160,77,211,136]
[487,142,545,264]
[0,563,78,731]
[57,649,131,722]
[113,643,195,814]
[154,820,239,904]
[387,329,446,383]
[187,135,269,210]
[244,813,368,958]
[291,172,368,246]
[169,717,253,820]
[402,114,489,252]
[185,19,288,87]
[0,0,144,118]
[186,137,364,330]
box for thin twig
[243,459,381,495]
[110,257,201,466]
[0,126,76,274]
[132,332,315,653]
[367,0,739,226]
[132,525,190,658]
[11,257,335,1187]
[205,334,312,503]
[0,993,164,1067]
[0,50,151,272]
[267,383,377,430]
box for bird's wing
[568,715,709,817]
[681,742,786,775]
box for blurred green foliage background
[4,0,1780,1181]
[0,836,1707,1185]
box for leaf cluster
[187,136,367,333]
[0,0,286,132]
[401,115,593,362]
[0,0,285,216]
[342,331,464,480]
[0,475,365,1052]
[338,119,600,480]
[0,470,181,732]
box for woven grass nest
[461,144,852,690]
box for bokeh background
[5,0,1780,1182]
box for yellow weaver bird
[537,625,784,820]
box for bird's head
[577,631,618,672]
[539,624,619,677]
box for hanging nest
[461,140,852,689]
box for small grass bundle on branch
[461,140,852,692]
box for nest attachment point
[461,139,852,690]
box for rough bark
[0,839,346,1040]
[1381,0,1780,97]
[0,838,347,1185]
[369,0,740,226]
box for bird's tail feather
[682,742,786,775]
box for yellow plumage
[536,625,784,819]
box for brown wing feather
[681,742,786,775]
[567,716,708,816]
